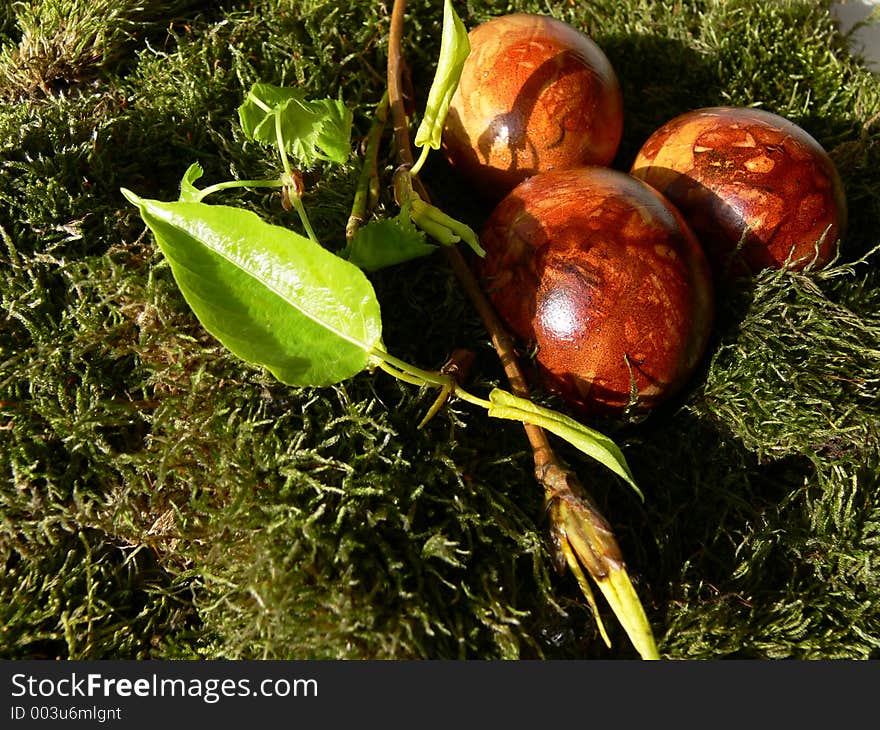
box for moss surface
[1,0,878,659]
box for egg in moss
[477,166,714,418]
[630,106,847,274]
[442,13,623,202]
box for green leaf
[345,208,437,271]
[178,162,204,202]
[238,84,353,166]
[486,389,643,500]
[238,84,302,137]
[311,97,354,164]
[120,188,382,386]
[413,0,470,152]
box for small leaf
[345,209,437,271]
[121,188,382,386]
[274,98,326,166]
[238,84,303,145]
[238,84,352,166]
[178,162,204,202]
[238,84,303,137]
[413,0,470,152]
[487,389,643,500]
[311,96,354,164]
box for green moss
[0,0,205,99]
[1,0,879,660]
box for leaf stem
[371,347,451,388]
[195,178,285,202]
[448,385,492,410]
[376,360,429,387]
[247,91,273,113]
[268,110,320,245]
[372,347,492,410]
[409,144,430,177]
[275,109,293,179]
[288,191,320,245]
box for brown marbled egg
[630,106,847,274]
[442,13,623,202]
[478,166,714,417]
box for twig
[346,91,390,242]
[386,0,659,660]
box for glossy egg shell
[442,13,623,202]
[630,106,847,274]
[477,166,714,417]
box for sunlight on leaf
[344,206,436,271]
[121,188,382,386]
[487,389,643,500]
[238,84,353,166]
[413,0,470,154]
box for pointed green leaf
[345,210,436,271]
[413,0,470,152]
[487,389,643,500]
[121,189,382,386]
